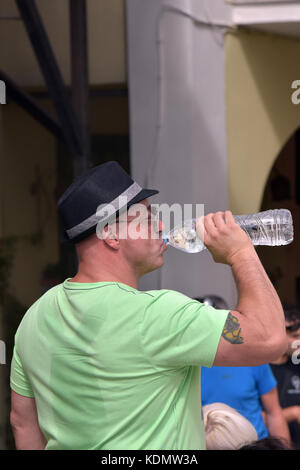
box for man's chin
[144,256,165,275]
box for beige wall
[1,100,59,307]
[0,0,126,87]
[0,92,129,309]
[226,29,300,215]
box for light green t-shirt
[10,279,228,450]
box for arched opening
[256,129,300,306]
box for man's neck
[69,266,140,289]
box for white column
[126,0,237,307]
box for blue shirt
[201,365,277,439]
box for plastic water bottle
[162,209,294,253]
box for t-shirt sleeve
[140,290,229,368]
[10,345,34,398]
[254,364,277,397]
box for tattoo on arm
[222,313,244,344]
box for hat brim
[60,188,159,244]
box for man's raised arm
[196,211,287,367]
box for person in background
[238,437,291,450]
[270,306,300,449]
[199,295,291,446]
[203,402,258,450]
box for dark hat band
[66,181,143,240]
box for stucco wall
[226,29,300,215]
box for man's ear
[101,224,120,250]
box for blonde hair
[203,403,258,450]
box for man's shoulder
[141,288,191,300]
[140,289,209,321]
[17,283,63,326]
[32,283,63,307]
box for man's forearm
[12,424,47,450]
[230,249,286,346]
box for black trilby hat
[58,161,159,244]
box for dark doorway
[256,129,300,306]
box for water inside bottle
[165,220,205,253]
